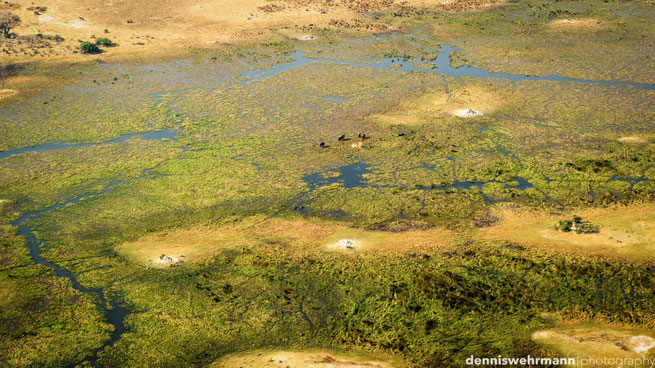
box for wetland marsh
[1,0,655,367]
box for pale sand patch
[38,14,88,29]
[618,136,646,144]
[549,18,603,28]
[213,350,397,368]
[370,85,503,125]
[155,255,183,267]
[477,204,655,260]
[631,336,655,354]
[452,107,483,118]
[0,89,18,100]
[328,238,360,250]
[532,325,655,364]
[296,35,318,41]
[321,227,451,253]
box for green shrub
[95,37,114,46]
[575,223,600,234]
[80,41,101,54]
[558,220,573,232]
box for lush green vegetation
[72,241,655,367]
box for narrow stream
[0,128,179,161]
[241,45,655,90]
[9,181,129,367]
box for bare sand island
[550,18,603,28]
[117,217,453,267]
[618,136,648,144]
[478,203,655,260]
[213,350,396,368]
[0,89,18,100]
[370,85,504,125]
[533,324,655,365]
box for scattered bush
[80,41,101,54]
[575,222,600,234]
[37,33,64,42]
[557,216,600,234]
[95,37,114,46]
[558,219,573,232]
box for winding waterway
[9,181,129,367]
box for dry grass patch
[0,74,70,106]
[618,136,648,144]
[213,349,399,368]
[2,0,387,63]
[117,217,453,267]
[428,0,508,12]
[117,225,257,268]
[369,85,505,125]
[548,18,604,30]
[320,226,452,252]
[478,204,655,260]
[4,0,512,63]
[0,89,18,100]
[532,323,655,366]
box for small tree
[0,12,21,38]
[80,41,101,54]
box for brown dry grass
[477,204,655,261]
[369,84,505,125]
[3,0,508,64]
[0,73,69,106]
[548,18,604,29]
[618,136,648,144]
[117,216,454,267]
[0,89,17,100]
[213,349,399,368]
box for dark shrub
[95,37,114,46]
[80,41,101,54]
[575,223,600,234]
[558,220,572,232]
